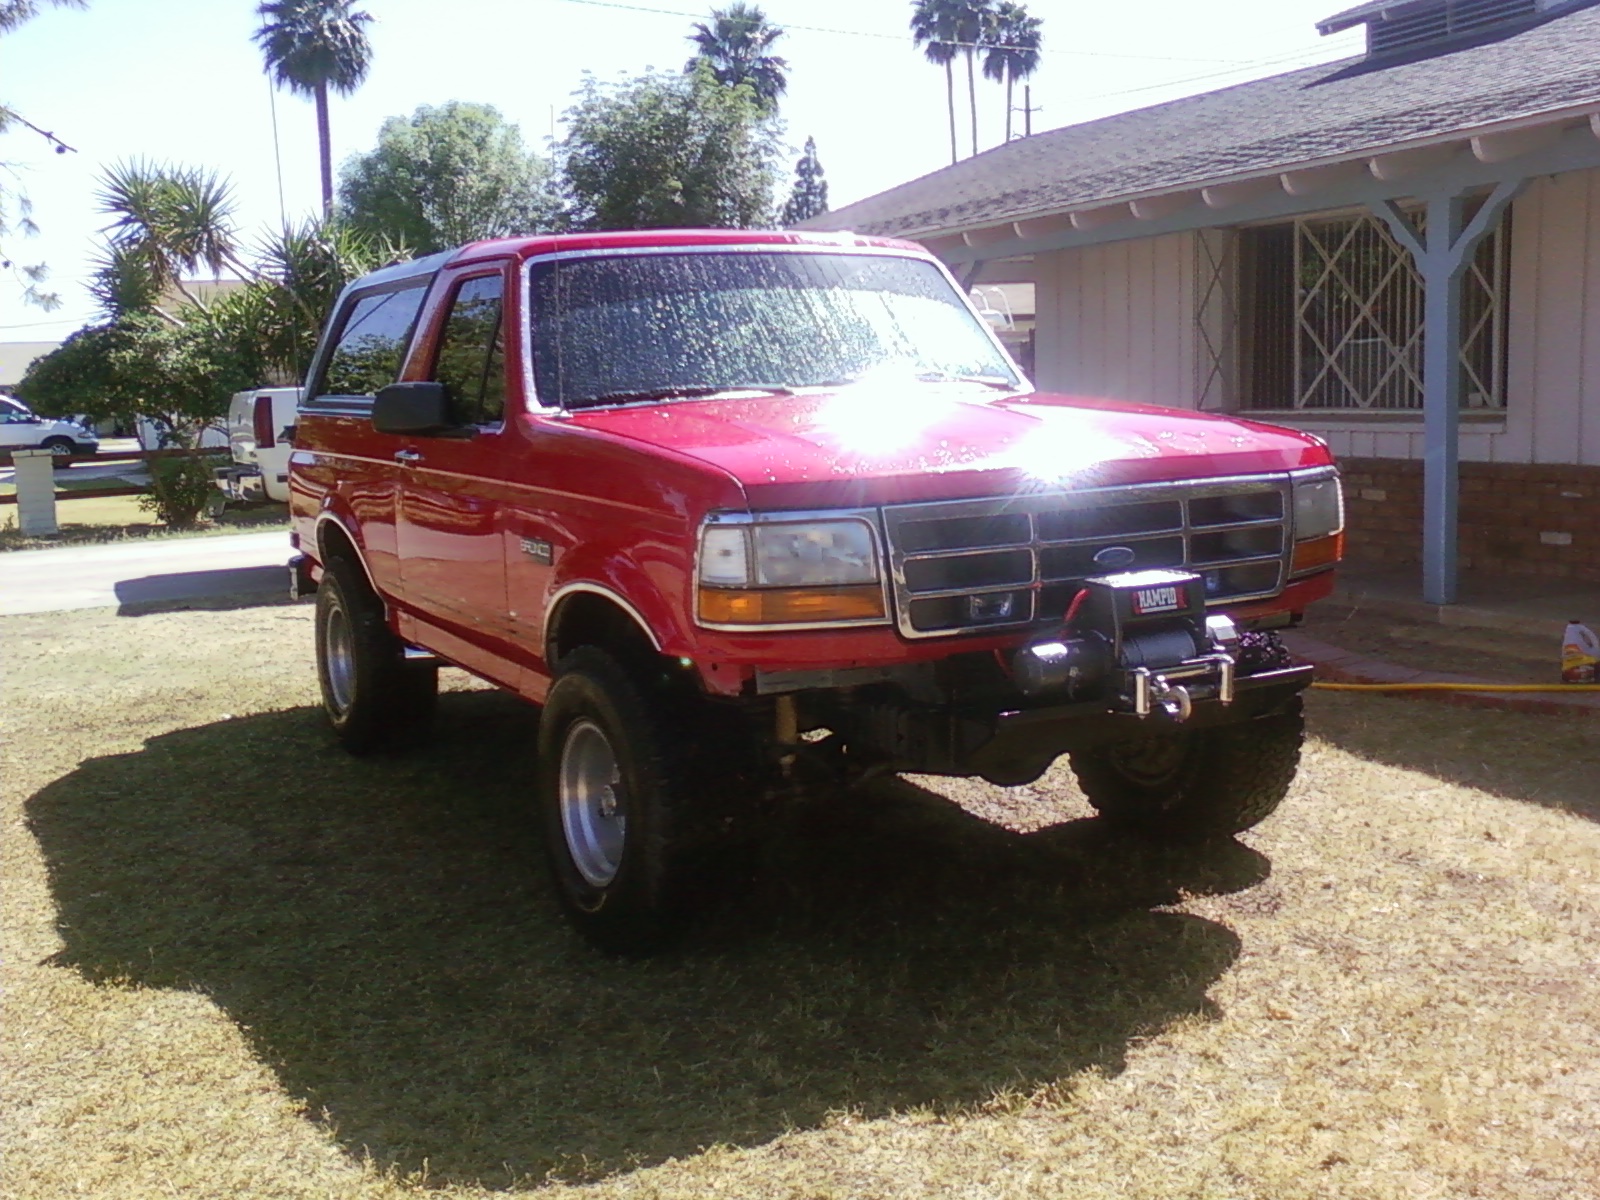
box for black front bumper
[839,663,1314,785]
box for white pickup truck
[213,387,299,504]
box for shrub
[140,454,218,528]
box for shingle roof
[802,0,1600,239]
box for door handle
[393,449,423,465]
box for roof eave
[873,102,1600,246]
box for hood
[567,386,1332,507]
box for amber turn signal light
[1291,531,1344,575]
[698,585,886,625]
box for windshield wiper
[567,383,794,409]
[914,372,1019,389]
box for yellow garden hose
[1311,681,1600,693]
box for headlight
[1292,474,1344,541]
[1290,472,1344,575]
[698,517,885,626]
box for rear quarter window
[314,283,430,401]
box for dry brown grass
[4,603,1598,1199]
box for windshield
[528,250,1020,409]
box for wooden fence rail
[0,447,228,506]
[0,446,224,469]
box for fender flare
[313,510,383,600]
[544,582,664,656]
[542,543,690,660]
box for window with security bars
[1242,205,1508,412]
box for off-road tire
[537,646,718,955]
[314,555,438,754]
[1070,697,1304,842]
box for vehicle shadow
[114,567,289,615]
[27,690,1268,1188]
[1306,691,1600,823]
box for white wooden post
[12,448,59,536]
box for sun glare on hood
[812,379,967,457]
[1001,421,1164,491]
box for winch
[1011,568,1240,721]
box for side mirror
[373,382,456,435]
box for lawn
[0,495,289,550]
[4,604,1598,1199]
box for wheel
[536,646,707,953]
[1070,698,1305,842]
[313,555,438,754]
[41,436,75,460]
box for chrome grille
[882,476,1291,638]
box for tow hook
[1133,668,1196,721]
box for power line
[550,0,1361,98]
[1060,44,1354,104]
[0,318,75,330]
[552,0,1267,64]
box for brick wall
[1340,458,1600,582]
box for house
[803,0,1600,603]
[0,341,60,394]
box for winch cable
[1311,681,1600,693]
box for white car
[0,396,99,459]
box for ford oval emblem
[1093,545,1137,571]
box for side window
[320,284,429,399]
[433,275,506,426]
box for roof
[347,230,925,290]
[802,0,1600,239]
[1318,0,1440,33]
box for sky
[0,0,1364,342]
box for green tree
[909,0,958,165]
[1,0,86,309]
[558,65,781,231]
[253,0,374,219]
[255,216,398,380]
[685,3,787,112]
[982,1,1042,143]
[95,160,245,308]
[338,102,558,253]
[20,162,394,447]
[780,136,828,226]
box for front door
[395,268,514,680]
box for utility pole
[1011,86,1042,139]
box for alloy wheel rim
[559,719,626,888]
[325,603,356,714]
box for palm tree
[253,0,375,219]
[982,1,1042,143]
[94,160,245,315]
[910,0,959,165]
[686,3,788,112]
[913,0,993,161]
[952,0,993,158]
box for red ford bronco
[288,229,1342,950]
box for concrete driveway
[0,531,292,616]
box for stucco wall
[1030,167,1600,466]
